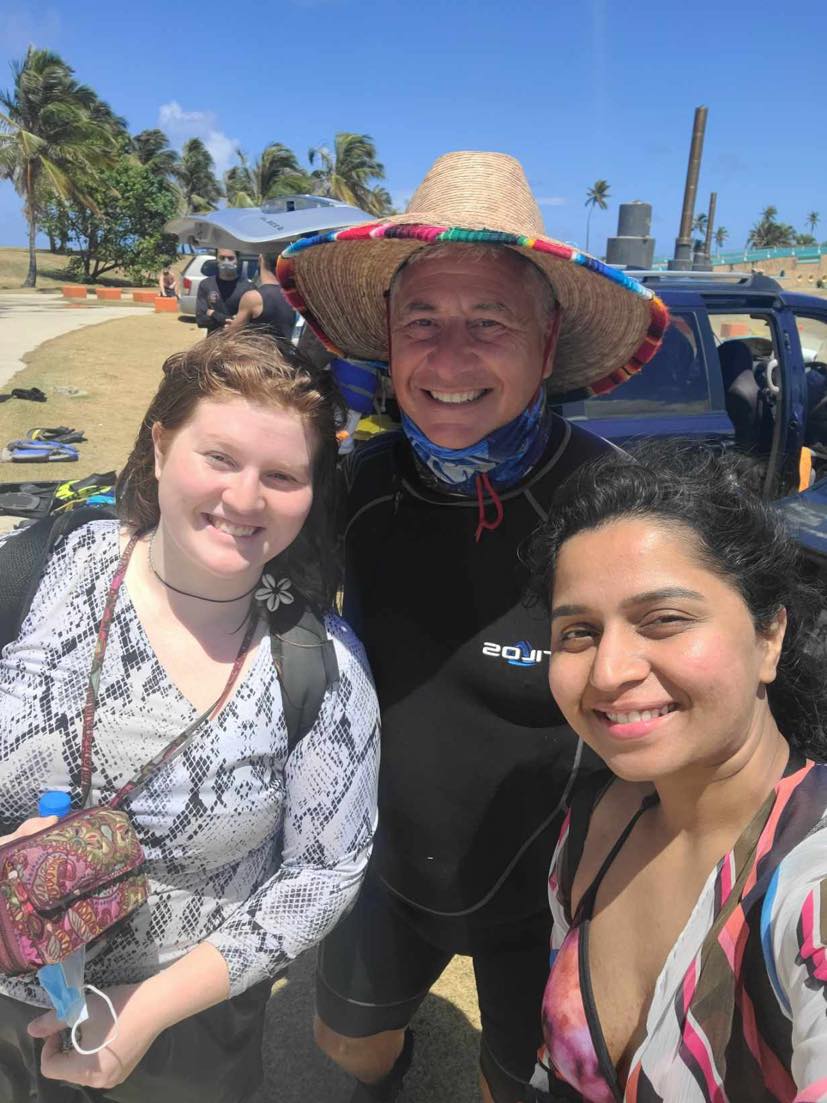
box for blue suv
[552,271,827,576]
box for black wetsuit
[317,416,610,1098]
[196,275,253,334]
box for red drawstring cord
[474,472,504,542]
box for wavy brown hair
[116,329,345,609]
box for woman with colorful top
[0,330,380,1102]
[527,442,827,1103]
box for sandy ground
[0,310,485,1099]
[253,952,483,1101]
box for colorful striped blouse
[538,758,827,1102]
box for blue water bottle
[38,791,71,819]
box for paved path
[0,291,148,388]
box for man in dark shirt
[226,251,296,339]
[195,248,253,334]
[279,151,668,1103]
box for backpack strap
[269,602,340,754]
[342,431,403,533]
[0,506,116,652]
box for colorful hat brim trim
[278,222,669,400]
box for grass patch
[0,313,200,479]
[0,247,75,290]
[0,246,191,290]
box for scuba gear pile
[0,472,116,519]
[1,427,86,465]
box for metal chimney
[668,106,708,271]
[694,191,717,271]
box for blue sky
[1,0,825,258]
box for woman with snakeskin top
[0,330,380,1103]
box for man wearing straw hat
[278,151,667,1102]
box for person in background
[225,251,379,455]
[528,442,827,1102]
[158,265,177,298]
[0,330,380,1103]
[196,249,254,335]
[227,252,296,341]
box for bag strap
[79,532,258,809]
[270,603,339,754]
[0,507,117,653]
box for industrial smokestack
[694,191,717,271]
[668,106,708,271]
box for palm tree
[714,226,729,253]
[176,137,221,212]
[365,183,394,216]
[132,128,180,179]
[0,47,122,286]
[224,143,311,207]
[584,179,611,253]
[747,215,795,249]
[692,212,708,238]
[806,211,820,237]
[309,132,388,214]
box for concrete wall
[721,252,827,288]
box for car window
[795,314,827,365]
[559,312,710,418]
[182,256,258,279]
[709,312,776,356]
[792,314,827,454]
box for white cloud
[157,101,240,176]
[536,196,567,207]
[0,3,61,53]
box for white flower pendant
[255,574,294,612]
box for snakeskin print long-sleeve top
[0,520,380,1004]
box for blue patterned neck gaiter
[401,387,552,496]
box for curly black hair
[526,440,827,761]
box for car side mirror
[201,259,218,277]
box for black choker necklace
[149,532,259,604]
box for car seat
[718,339,773,453]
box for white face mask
[217,260,238,279]
[38,950,118,1055]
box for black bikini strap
[573,790,659,924]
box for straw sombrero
[277,151,669,399]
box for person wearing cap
[278,151,668,1103]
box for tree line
[0,47,392,287]
[691,208,822,253]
